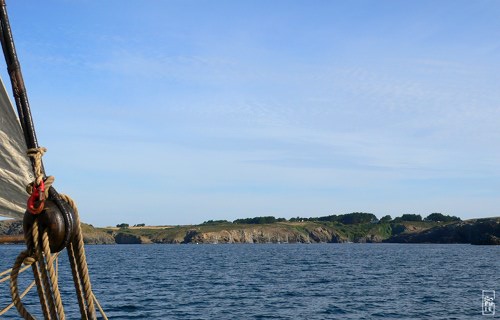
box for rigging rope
[0,148,108,320]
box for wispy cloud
[3,1,500,224]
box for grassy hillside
[103,219,464,244]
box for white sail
[0,76,32,219]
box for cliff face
[113,232,153,244]
[386,218,500,245]
[0,219,23,236]
[183,226,346,244]
[145,224,353,244]
[82,229,116,245]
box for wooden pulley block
[23,196,77,253]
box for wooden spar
[0,0,42,155]
[0,234,23,243]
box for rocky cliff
[0,219,23,236]
[385,218,500,245]
[132,223,352,244]
[113,231,153,244]
[183,225,346,244]
[80,223,116,244]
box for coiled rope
[0,148,108,320]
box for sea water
[0,244,499,319]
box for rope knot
[26,147,47,184]
[26,147,47,157]
[22,256,36,266]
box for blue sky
[1,0,499,226]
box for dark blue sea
[1,244,499,319]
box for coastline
[1,217,499,245]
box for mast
[0,0,44,174]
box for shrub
[202,220,231,225]
[395,214,422,222]
[379,215,392,223]
[424,213,461,222]
[233,216,278,224]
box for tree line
[117,213,461,228]
[200,212,461,226]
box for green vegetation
[394,214,422,222]
[116,223,129,228]
[233,216,286,224]
[202,220,232,225]
[338,212,378,224]
[379,215,392,223]
[424,213,461,222]
[290,212,377,224]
